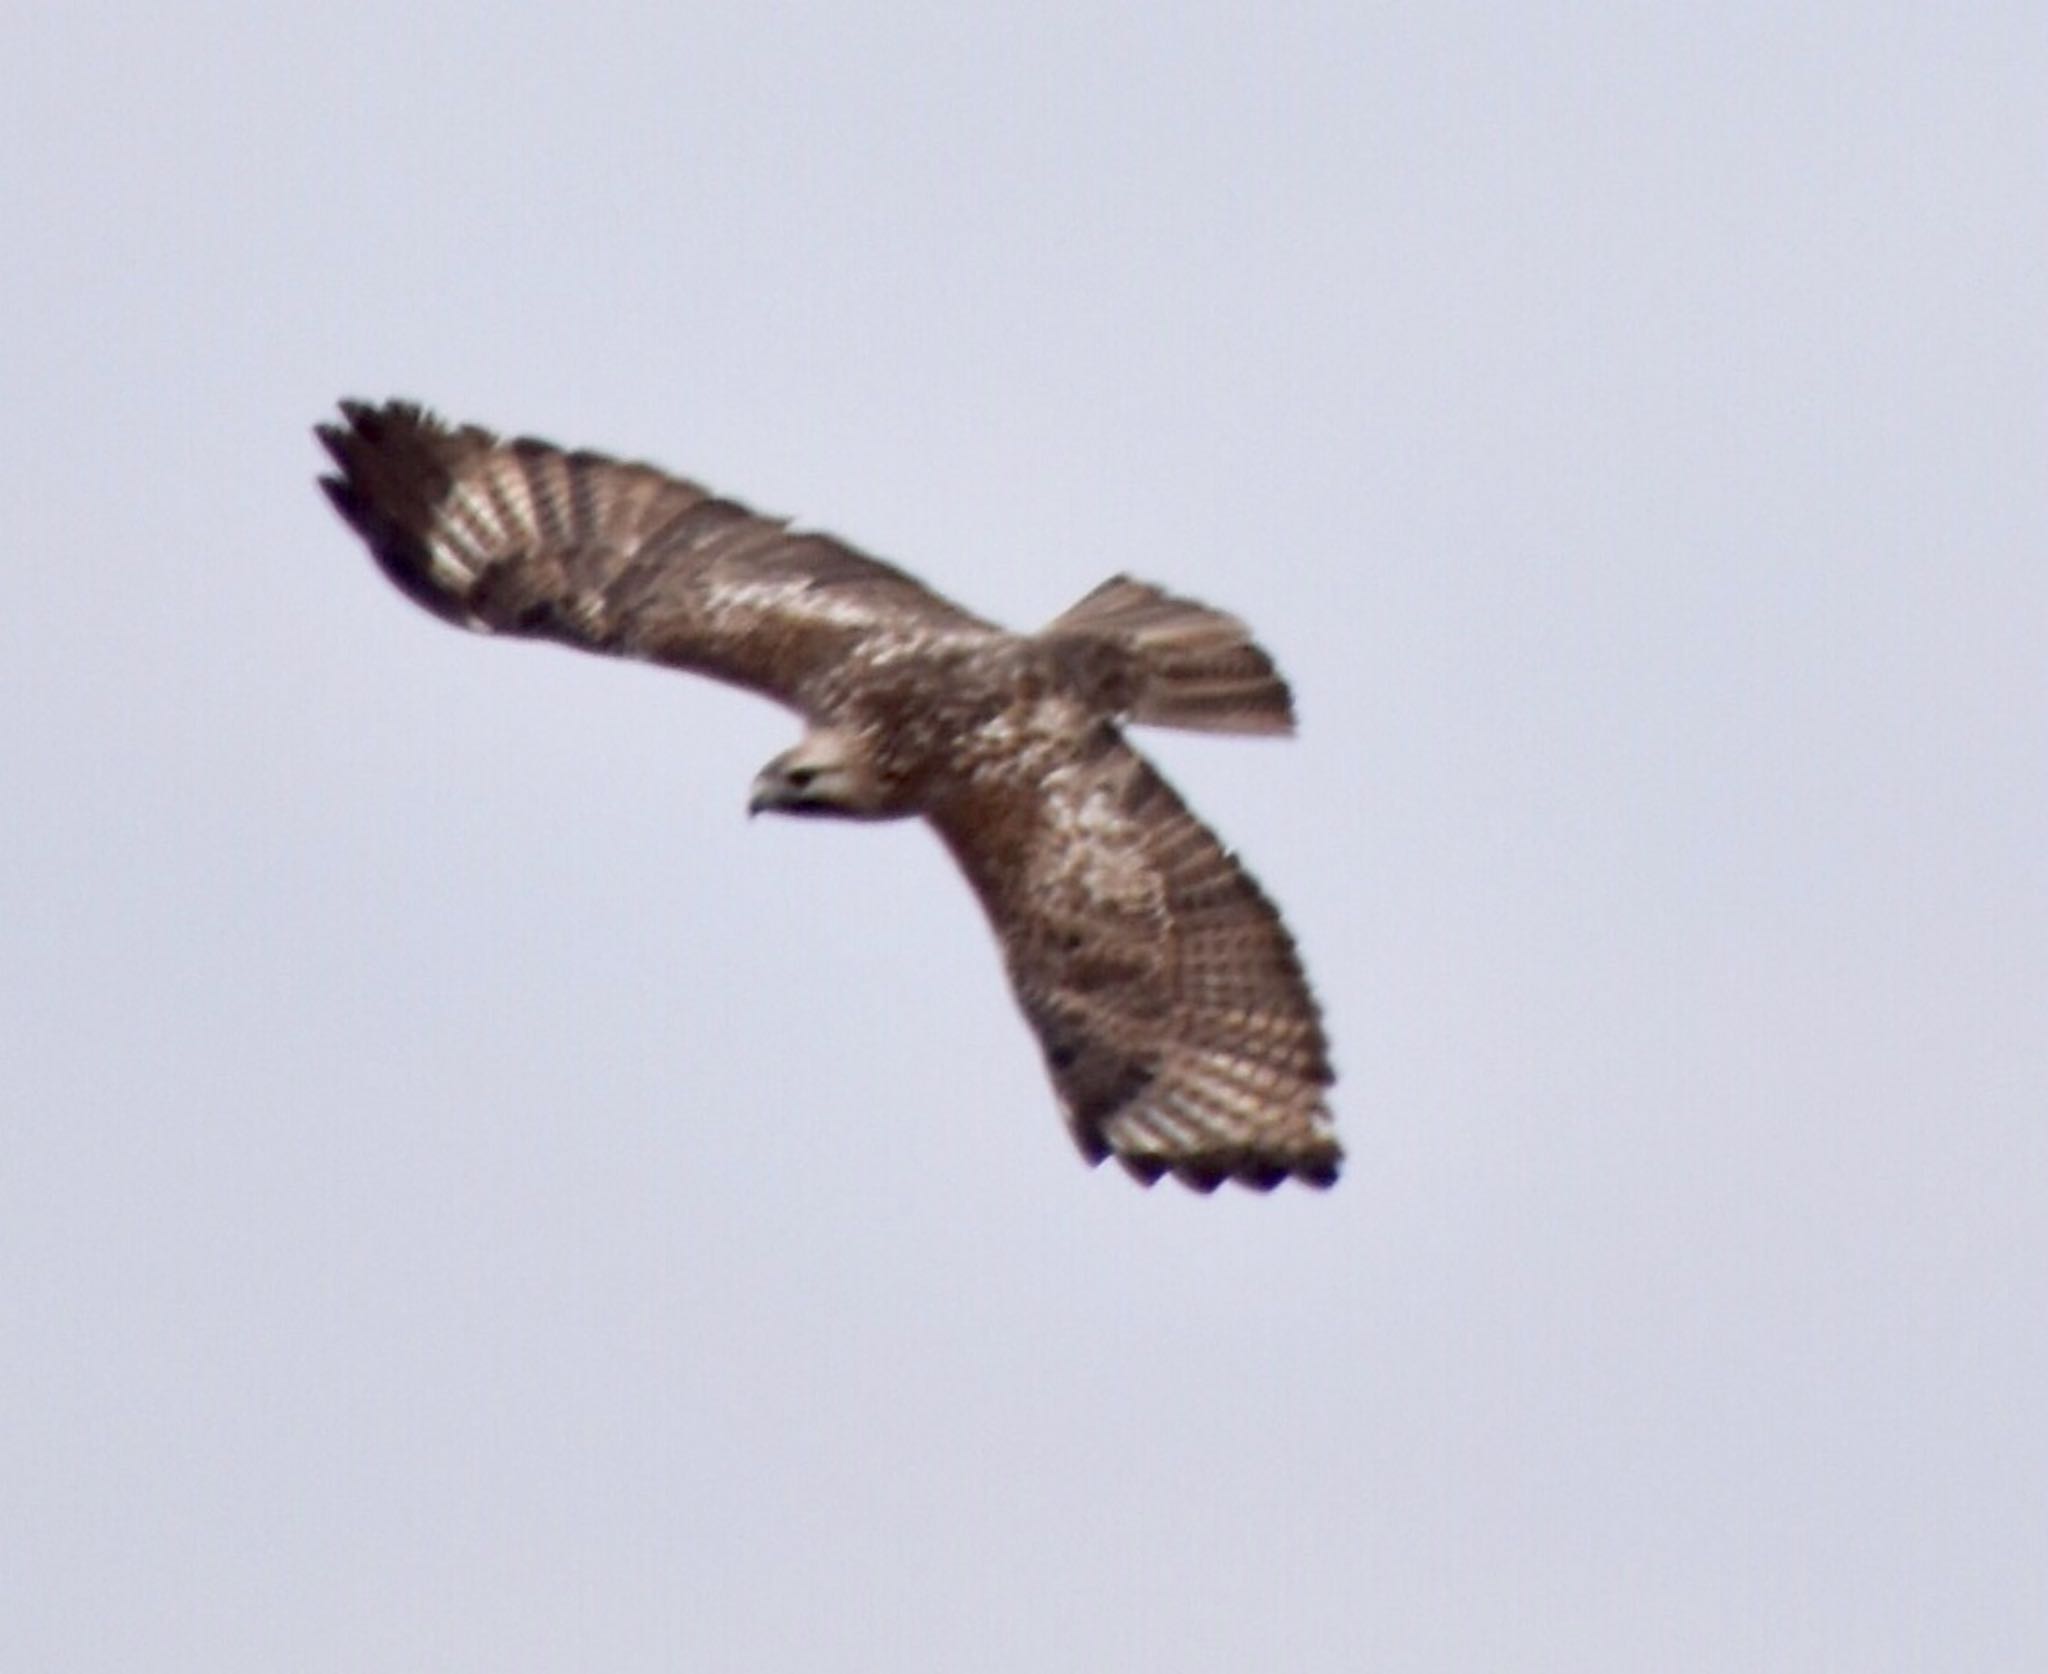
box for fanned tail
[1046,575,1296,736]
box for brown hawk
[318,401,1340,1190]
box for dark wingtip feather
[317,472,364,530]
[313,398,480,626]
[1115,1154,1165,1188]
[315,398,453,466]
[1109,1147,1341,1193]
[1297,1152,1341,1190]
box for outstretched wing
[316,401,996,713]
[930,728,1338,1192]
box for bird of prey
[317,401,1339,1191]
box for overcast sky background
[3,5,2043,1670]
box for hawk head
[748,730,899,820]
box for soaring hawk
[318,402,1340,1190]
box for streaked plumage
[317,401,1339,1190]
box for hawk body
[319,401,1339,1190]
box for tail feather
[1047,575,1297,736]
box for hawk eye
[786,765,819,789]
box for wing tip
[315,396,433,454]
[1108,1142,1343,1194]
[314,397,487,625]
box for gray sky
[3,4,2042,1669]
